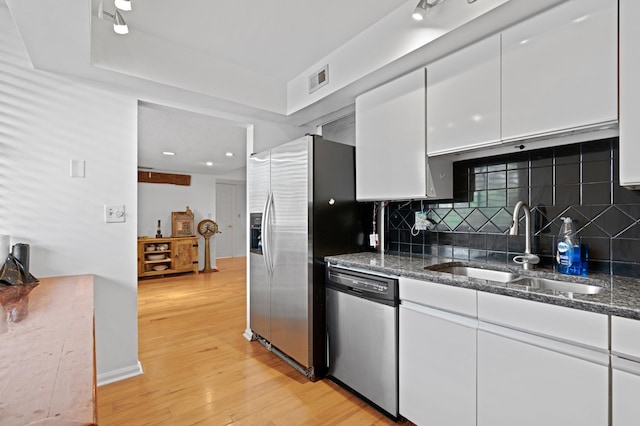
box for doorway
[215,182,246,258]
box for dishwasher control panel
[329,271,388,293]
[326,265,398,305]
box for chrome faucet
[509,201,540,270]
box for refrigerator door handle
[263,192,274,273]
[266,191,275,272]
[261,192,271,273]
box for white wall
[1,2,311,385]
[139,173,214,267]
[138,174,215,237]
[321,113,356,146]
[0,5,139,384]
[234,183,247,257]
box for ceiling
[124,0,408,84]
[137,103,247,176]
[4,0,568,177]
[127,0,405,177]
[115,0,406,177]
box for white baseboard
[97,360,144,387]
[243,328,254,341]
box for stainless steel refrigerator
[248,134,364,380]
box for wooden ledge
[0,275,96,426]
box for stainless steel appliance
[248,135,364,380]
[325,264,399,419]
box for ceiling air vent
[309,65,329,94]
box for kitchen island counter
[325,252,640,320]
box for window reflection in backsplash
[386,137,640,278]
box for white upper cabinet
[426,34,501,156]
[356,68,452,201]
[619,0,640,188]
[501,0,618,141]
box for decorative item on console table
[172,206,195,237]
[0,250,39,322]
[197,219,220,273]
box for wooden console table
[0,275,96,426]
[138,237,199,278]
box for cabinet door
[620,0,640,188]
[427,34,501,156]
[477,326,609,426]
[611,315,640,425]
[501,0,617,141]
[355,68,427,201]
[173,239,196,272]
[400,302,476,426]
[268,138,311,367]
[612,360,640,426]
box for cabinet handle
[401,301,478,329]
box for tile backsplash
[386,137,640,278]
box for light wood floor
[97,257,404,425]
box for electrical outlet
[104,205,126,223]
[415,211,430,231]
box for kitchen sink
[431,266,520,283]
[508,276,605,295]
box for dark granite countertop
[325,252,640,320]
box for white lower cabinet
[612,360,640,426]
[611,316,640,426]
[399,278,477,426]
[398,279,623,425]
[477,325,609,426]
[477,292,609,426]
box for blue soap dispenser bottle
[556,217,582,275]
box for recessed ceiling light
[206,161,214,166]
[162,151,176,156]
[225,152,234,157]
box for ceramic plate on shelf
[152,265,169,271]
[147,254,166,261]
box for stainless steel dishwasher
[325,263,399,419]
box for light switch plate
[104,205,126,223]
[70,159,85,178]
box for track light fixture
[412,0,447,21]
[115,0,132,11]
[98,0,129,34]
[104,9,129,34]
